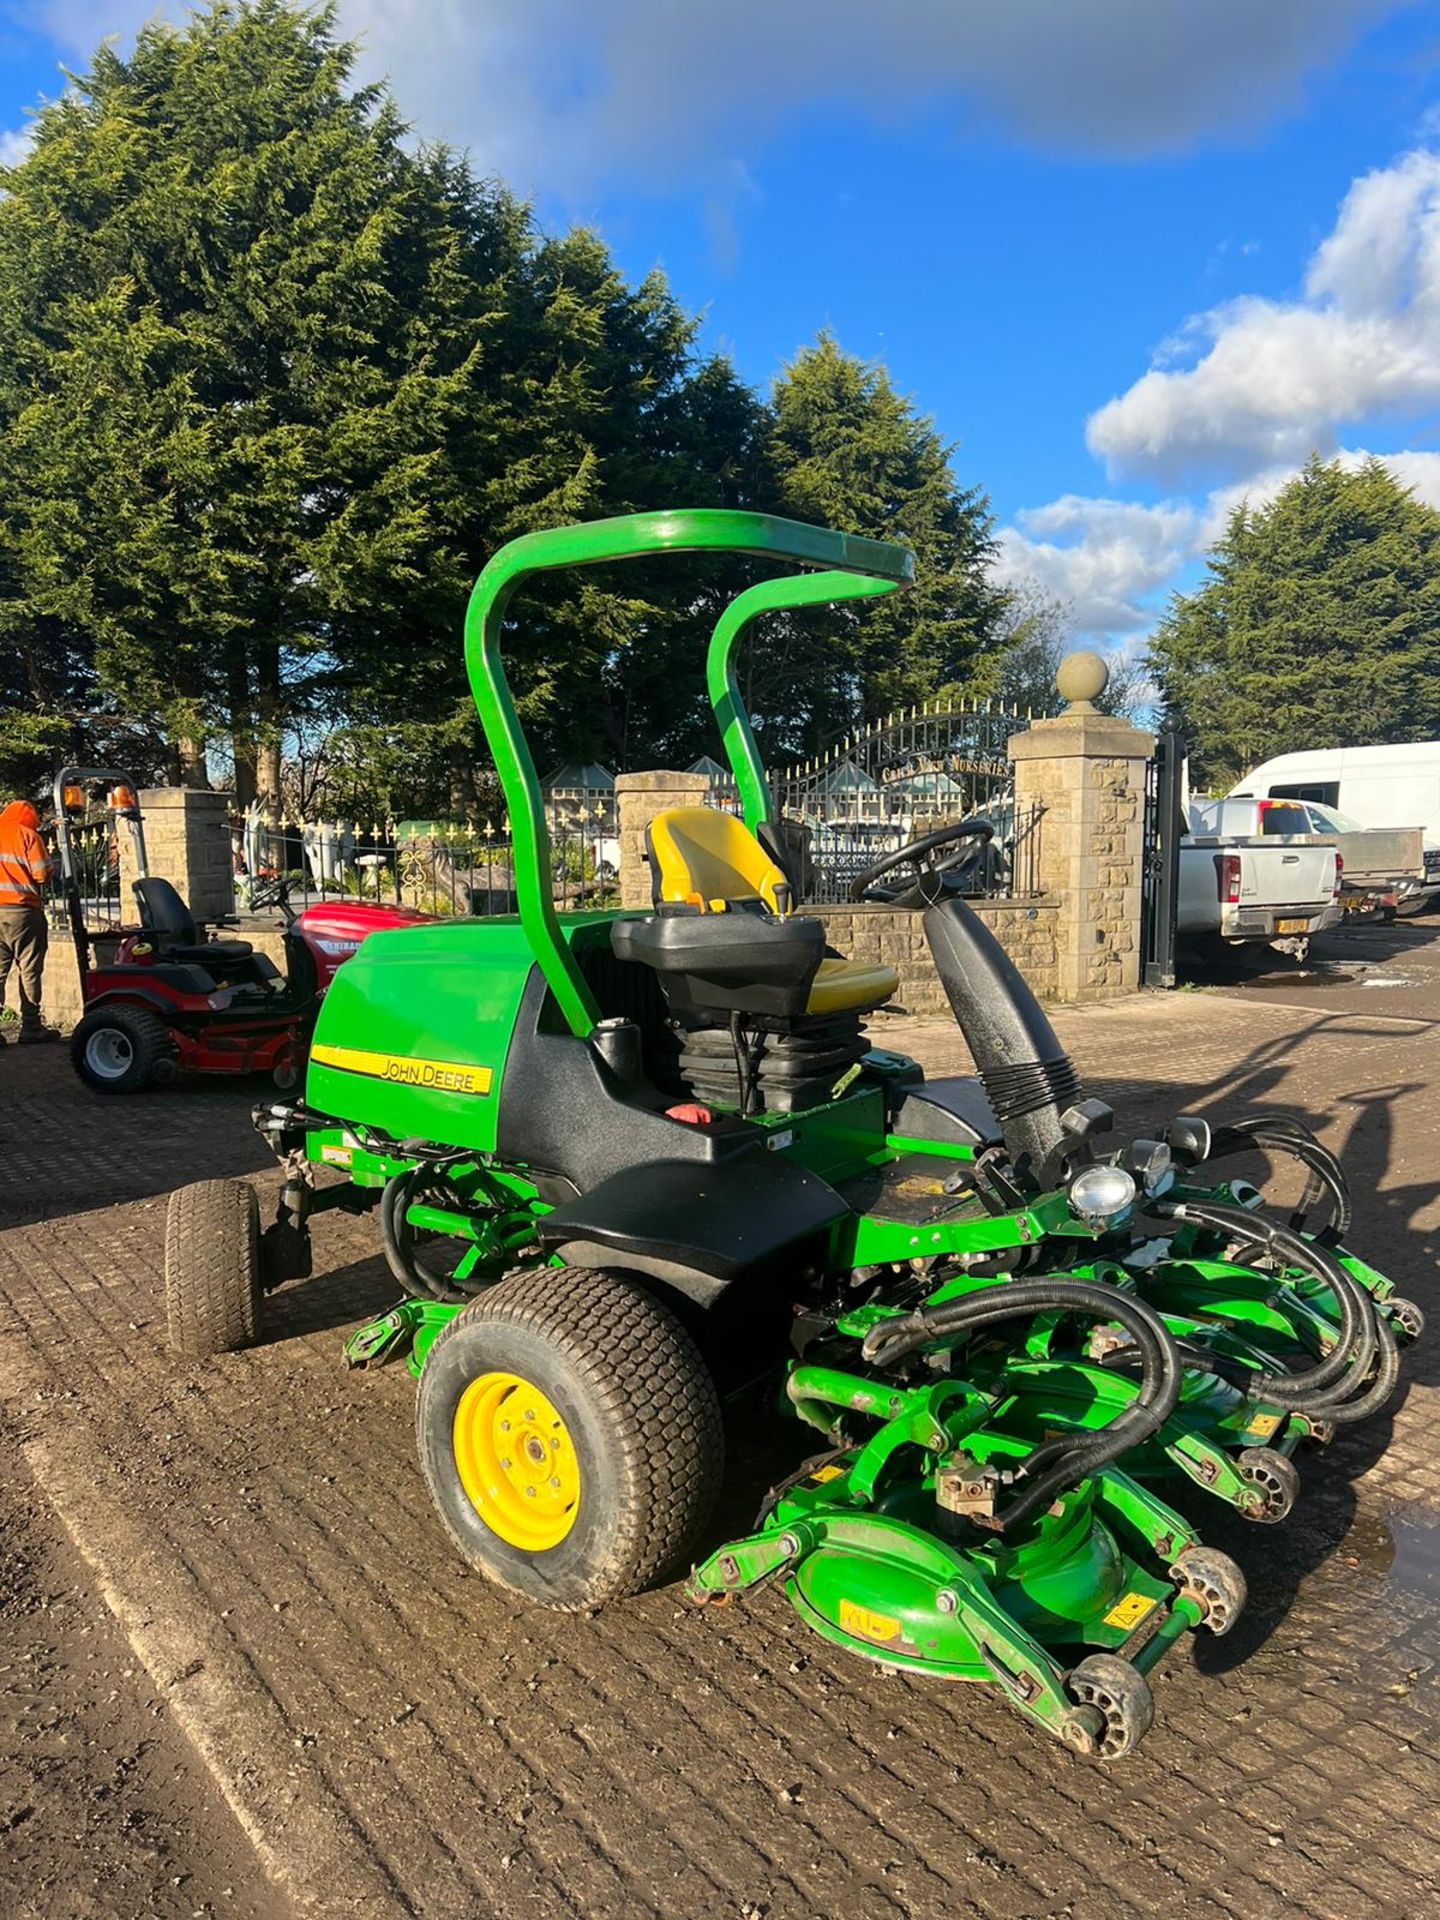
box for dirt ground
[3,919,1440,1918]
[0,1422,286,1920]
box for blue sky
[5,2,1440,662]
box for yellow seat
[647,807,788,914]
[808,955,899,1016]
[646,807,898,1018]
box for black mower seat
[132,875,265,979]
[163,938,255,965]
[636,807,898,1018]
[133,876,254,961]
[612,908,824,1018]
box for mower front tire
[417,1266,723,1610]
[165,1179,263,1358]
[71,1005,175,1094]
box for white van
[1228,744,1440,889]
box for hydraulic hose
[1160,1197,1379,1409]
[860,1280,1182,1536]
[1199,1199,1376,1395]
[1205,1115,1352,1237]
[380,1168,448,1300]
[1172,1327,1398,1424]
[1313,1313,1400,1425]
[380,1165,485,1304]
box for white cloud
[14,0,1404,195]
[0,126,34,168]
[1087,147,1440,482]
[997,445,1440,638]
[994,494,1202,634]
[1359,447,1440,506]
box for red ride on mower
[53,767,431,1095]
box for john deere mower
[163,511,1422,1760]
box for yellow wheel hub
[452,1371,581,1551]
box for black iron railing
[235,793,620,917]
[762,696,1039,906]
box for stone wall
[42,895,1057,1032]
[119,787,236,923]
[614,770,710,909]
[802,899,1059,1014]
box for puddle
[1225,958,1416,993]
[1338,1506,1440,1604]
[1237,971,1351,990]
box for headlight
[1069,1163,1138,1228]
[1127,1138,1173,1194]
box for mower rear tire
[417,1266,723,1610]
[165,1179,263,1358]
[71,1005,175,1094]
[1237,1446,1299,1523]
[1064,1654,1153,1761]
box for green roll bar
[707,570,898,834]
[462,508,913,1036]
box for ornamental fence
[43,692,1042,933]
[233,789,620,918]
[762,694,1040,905]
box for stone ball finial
[1055,649,1109,713]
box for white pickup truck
[1179,798,1342,960]
[1198,795,1428,917]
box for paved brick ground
[2,925,1440,1918]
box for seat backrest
[133,875,197,945]
[647,808,788,914]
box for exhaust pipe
[922,898,1080,1178]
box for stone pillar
[1008,654,1153,1002]
[615,771,710,909]
[120,788,237,924]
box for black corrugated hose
[860,1279,1181,1535]
[1203,1114,1352,1237]
[1159,1197,1398,1423]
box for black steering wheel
[243,872,297,923]
[848,816,996,905]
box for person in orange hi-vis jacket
[0,799,57,1042]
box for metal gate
[1141,726,1184,987]
[766,697,1038,905]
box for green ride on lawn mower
[164,510,1423,1762]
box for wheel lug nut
[499,1419,510,1432]
[500,1457,511,1469]
[549,1476,560,1489]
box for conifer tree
[1148,456,1440,782]
[0,1,484,800]
[759,334,1009,759]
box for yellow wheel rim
[452,1371,581,1551]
